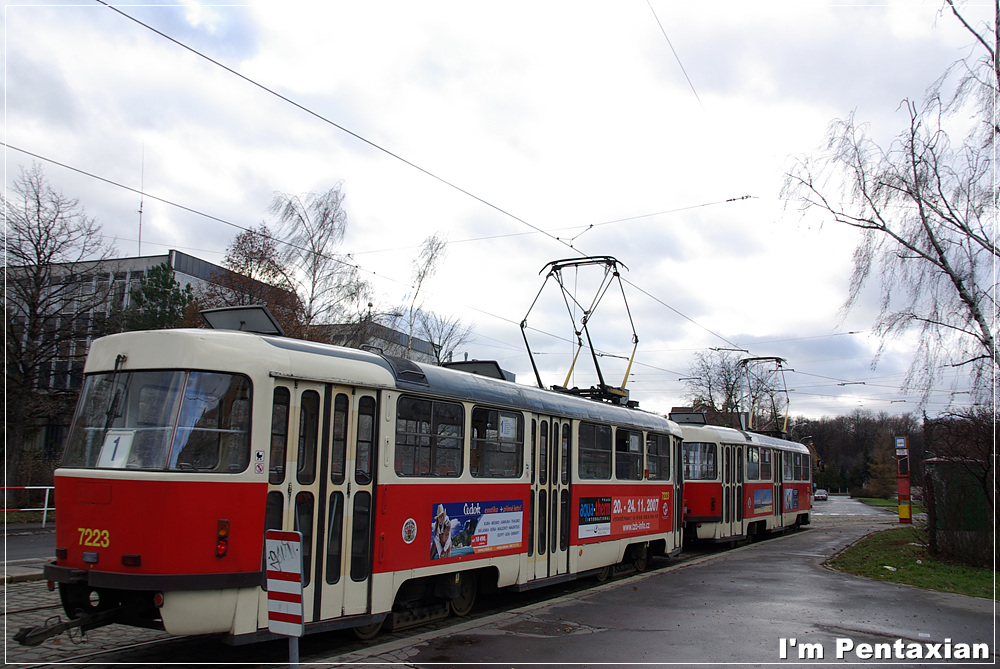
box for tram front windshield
[61,370,251,473]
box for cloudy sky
[4,1,988,419]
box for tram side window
[395,396,463,477]
[471,407,524,478]
[615,429,642,480]
[261,491,284,587]
[331,394,349,485]
[646,433,671,481]
[530,420,536,484]
[294,492,314,587]
[578,422,611,480]
[538,421,548,485]
[747,446,760,480]
[791,453,810,481]
[561,426,569,485]
[783,452,793,481]
[297,390,320,485]
[683,442,718,480]
[355,396,376,485]
[760,448,772,480]
[350,492,372,581]
[325,492,344,584]
[270,388,290,484]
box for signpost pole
[894,436,912,524]
[265,530,305,669]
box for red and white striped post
[265,530,304,667]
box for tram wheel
[352,618,384,641]
[449,572,477,617]
[633,554,648,573]
[595,565,611,583]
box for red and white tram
[678,424,812,544]
[43,323,684,643]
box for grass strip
[827,526,994,599]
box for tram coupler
[13,607,121,646]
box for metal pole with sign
[894,436,911,524]
[265,530,304,668]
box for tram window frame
[645,433,672,481]
[530,419,537,484]
[783,452,793,481]
[682,442,718,480]
[331,393,349,485]
[325,491,344,584]
[262,491,284,587]
[294,491,314,587]
[561,426,569,485]
[537,489,547,554]
[578,422,612,480]
[270,387,290,484]
[355,396,376,484]
[538,421,548,485]
[394,395,464,477]
[297,390,320,485]
[350,491,372,582]
[470,406,524,478]
[760,448,772,480]
[793,453,803,481]
[615,428,643,480]
[747,446,760,481]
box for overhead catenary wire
[41,3,755,361]
[21,5,921,412]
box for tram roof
[265,335,682,437]
[679,423,811,454]
[82,328,681,437]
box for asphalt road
[330,498,994,666]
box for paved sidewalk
[3,522,53,584]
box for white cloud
[4,1,988,418]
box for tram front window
[62,370,252,473]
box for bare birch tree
[268,183,371,327]
[404,234,447,358]
[782,1,998,405]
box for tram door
[672,435,685,549]
[721,443,735,540]
[772,450,782,527]
[264,381,378,627]
[530,416,570,579]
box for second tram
[679,423,812,544]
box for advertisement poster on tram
[578,494,662,540]
[431,499,523,560]
[784,488,800,511]
[753,489,774,514]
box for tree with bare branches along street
[782,0,998,406]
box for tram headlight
[216,519,230,557]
